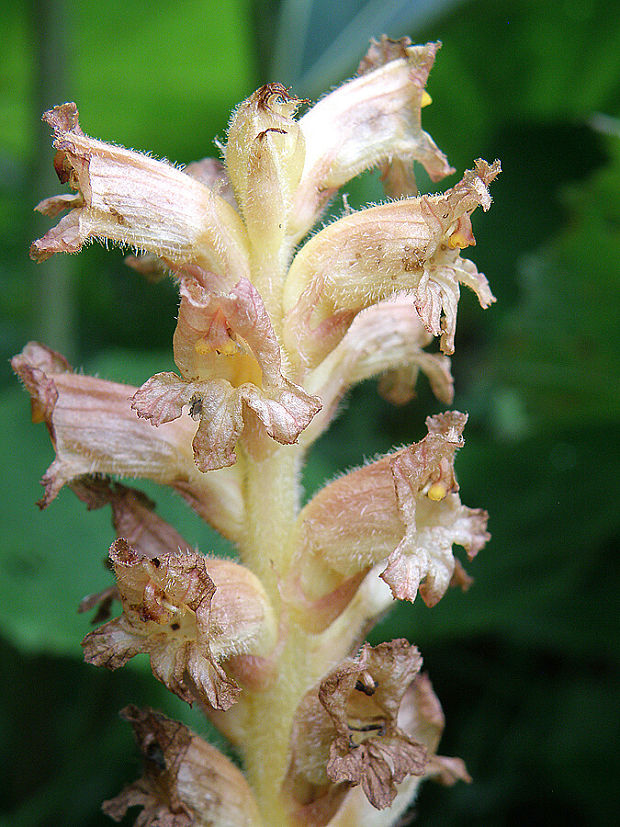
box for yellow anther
[421,90,432,108]
[427,482,448,502]
[448,231,470,250]
[194,338,238,356]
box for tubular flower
[103,705,261,826]
[285,411,489,631]
[131,276,321,470]
[18,35,500,826]
[11,341,243,540]
[82,540,277,709]
[282,158,500,365]
[282,640,428,822]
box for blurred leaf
[272,0,466,94]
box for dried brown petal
[103,705,261,826]
[71,477,193,560]
[328,672,470,825]
[284,640,427,817]
[83,541,276,708]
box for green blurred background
[1,0,619,824]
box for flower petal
[328,671,470,825]
[132,278,321,470]
[381,412,490,606]
[288,412,489,622]
[290,40,453,239]
[283,160,500,361]
[12,342,244,540]
[103,705,261,826]
[30,103,250,286]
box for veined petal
[328,672,470,826]
[82,540,277,708]
[287,412,489,624]
[283,160,500,361]
[300,295,453,445]
[282,640,427,820]
[132,278,321,470]
[11,342,243,541]
[290,40,453,240]
[30,103,250,285]
[103,706,262,826]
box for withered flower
[103,705,261,826]
[82,540,276,709]
[283,640,427,821]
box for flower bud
[226,84,305,252]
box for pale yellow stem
[237,443,313,822]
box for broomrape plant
[14,37,500,825]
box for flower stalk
[15,37,500,825]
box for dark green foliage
[1,0,618,823]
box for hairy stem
[238,443,311,823]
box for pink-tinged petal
[300,295,453,444]
[124,159,238,281]
[291,41,453,240]
[83,540,276,708]
[287,412,489,623]
[329,671,470,825]
[283,160,500,362]
[103,706,262,826]
[30,103,250,285]
[11,342,244,541]
[283,640,427,817]
[183,156,238,210]
[132,278,321,471]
